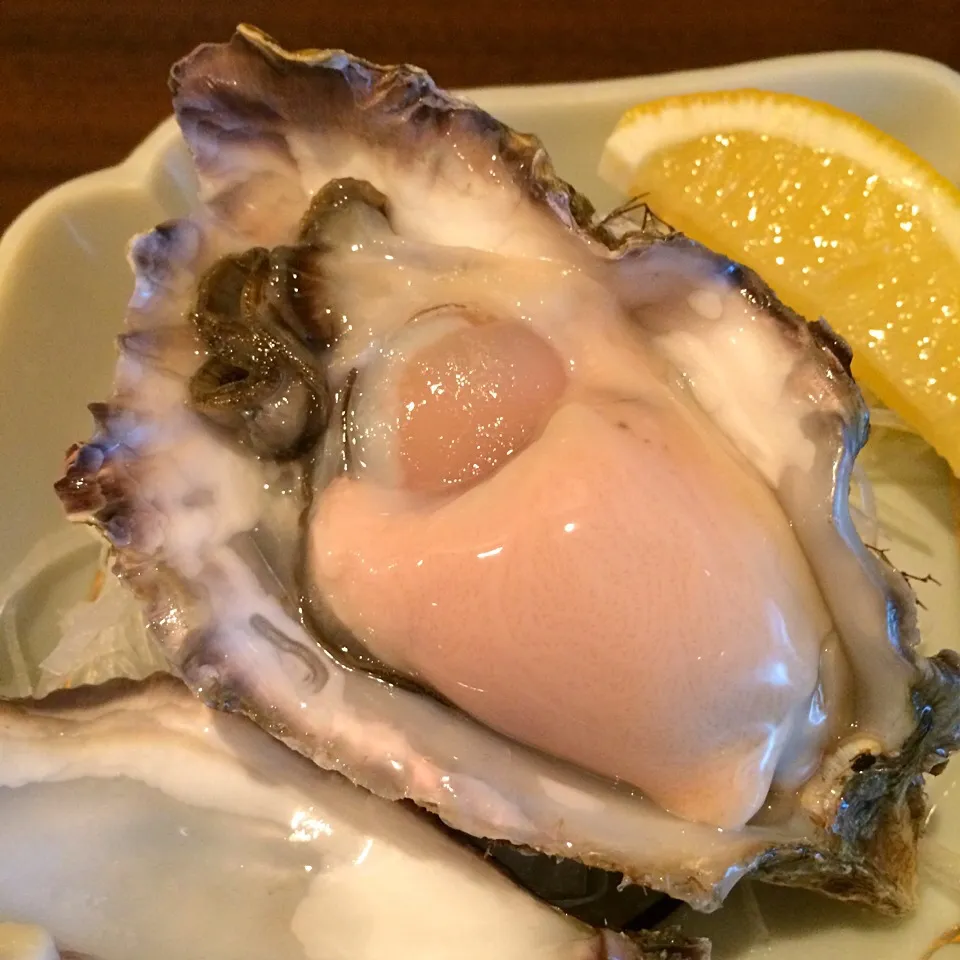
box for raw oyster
[0,676,697,960]
[54,25,960,915]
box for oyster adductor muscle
[55,24,960,914]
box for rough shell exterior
[54,25,960,916]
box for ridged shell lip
[4,27,960,933]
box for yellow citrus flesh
[600,90,960,475]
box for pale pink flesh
[395,319,567,492]
[311,379,833,828]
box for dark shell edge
[50,25,960,916]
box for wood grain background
[1,0,958,230]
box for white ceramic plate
[1,48,959,960]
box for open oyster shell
[55,25,960,915]
[2,675,700,960]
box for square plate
[1,48,959,960]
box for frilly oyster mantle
[55,25,960,913]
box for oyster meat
[1,676,696,960]
[54,25,960,916]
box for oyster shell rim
[50,23,960,917]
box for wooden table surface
[1,0,958,231]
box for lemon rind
[599,89,960,257]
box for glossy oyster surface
[55,25,960,913]
[2,676,686,960]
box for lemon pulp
[601,91,960,474]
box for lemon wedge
[600,89,960,475]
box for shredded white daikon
[0,527,166,699]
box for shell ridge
[48,25,960,920]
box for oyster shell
[1,676,697,960]
[54,25,960,915]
